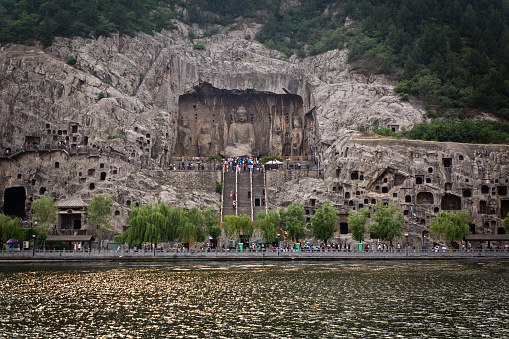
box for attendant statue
[225,106,255,156]
[270,123,283,156]
[178,118,192,155]
[291,116,303,156]
[197,125,212,156]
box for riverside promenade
[1,248,509,262]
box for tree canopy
[256,0,509,121]
[504,213,509,234]
[310,200,338,244]
[203,205,221,246]
[429,211,472,247]
[31,196,57,236]
[279,202,306,242]
[224,214,254,241]
[370,203,405,245]
[116,202,221,246]
[0,214,25,243]
[86,195,114,239]
[348,208,369,242]
[256,210,280,243]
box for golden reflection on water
[0,261,508,338]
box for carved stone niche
[174,84,313,157]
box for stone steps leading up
[252,172,265,217]
[236,172,252,218]
[222,171,237,219]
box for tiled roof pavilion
[57,197,88,209]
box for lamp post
[32,234,35,256]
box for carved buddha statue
[225,106,255,157]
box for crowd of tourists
[224,156,263,172]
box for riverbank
[1,249,508,262]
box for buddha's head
[294,117,302,128]
[236,106,248,123]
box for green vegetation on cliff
[257,0,509,121]
[0,0,273,45]
[375,120,509,144]
[0,0,181,45]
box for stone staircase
[252,171,266,218]
[221,170,267,222]
[222,171,237,219]
[236,172,252,218]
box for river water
[0,260,508,338]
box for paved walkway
[1,249,508,261]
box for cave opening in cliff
[175,83,314,158]
[462,189,472,197]
[441,194,461,210]
[417,192,434,204]
[340,223,348,234]
[3,187,26,217]
[501,200,509,219]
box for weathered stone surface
[1,18,507,243]
[268,139,509,247]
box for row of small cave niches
[17,163,121,191]
[334,178,508,197]
[45,123,79,136]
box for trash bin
[358,243,363,252]
[294,243,301,251]
[238,243,244,252]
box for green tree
[310,200,338,244]
[0,215,25,244]
[86,195,114,239]
[348,208,370,242]
[116,204,150,246]
[185,206,205,242]
[503,213,509,234]
[429,211,472,247]
[224,215,254,242]
[279,202,306,242]
[370,203,405,245]
[31,196,57,236]
[256,210,280,243]
[204,206,221,247]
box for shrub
[97,91,106,101]
[67,56,77,66]
[207,154,223,162]
[373,127,396,137]
[193,42,206,50]
[215,181,223,194]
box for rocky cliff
[2,18,506,240]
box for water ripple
[0,260,508,338]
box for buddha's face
[294,118,301,128]
[182,119,189,127]
[202,126,209,134]
[237,107,247,123]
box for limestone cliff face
[4,18,505,240]
[268,139,509,246]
